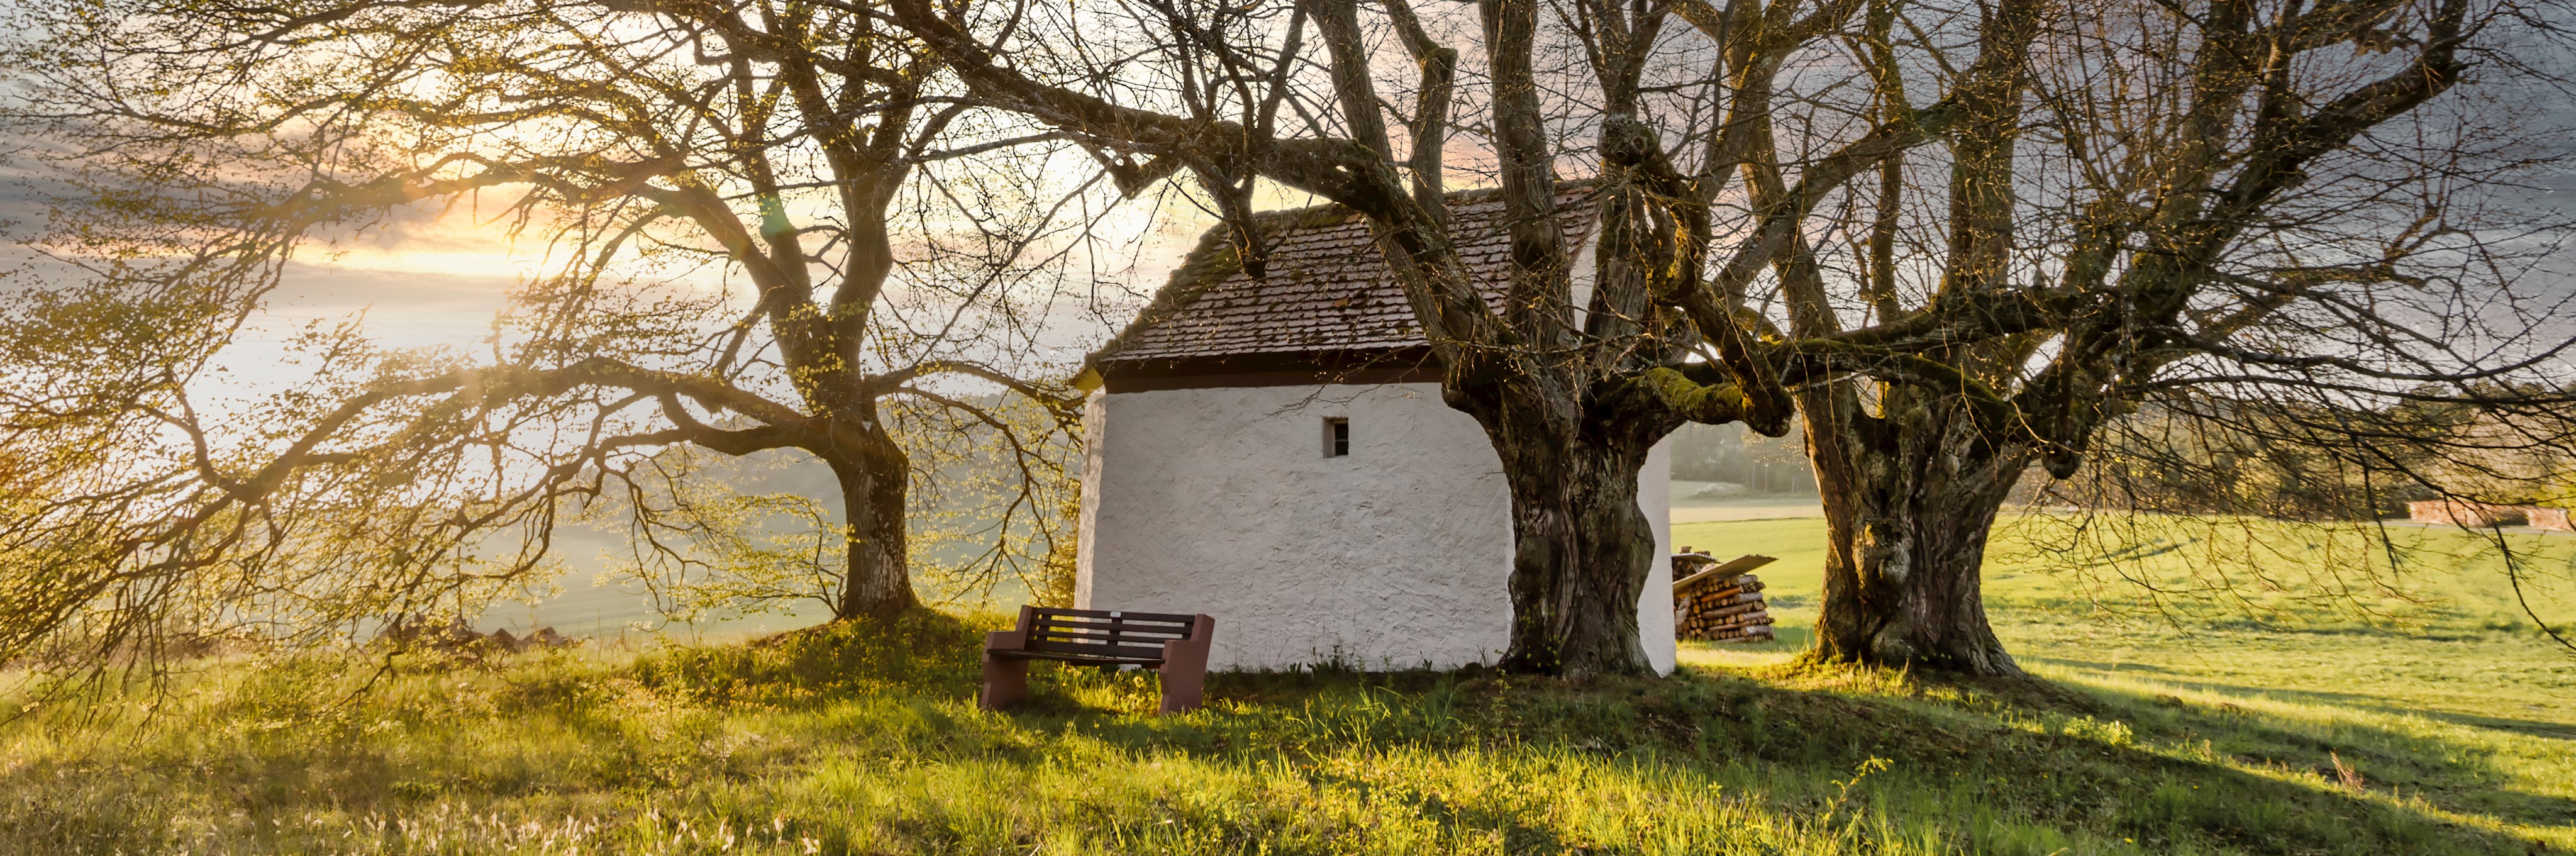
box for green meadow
[1,514,2569,855]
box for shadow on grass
[2011,662,2576,838]
[963,657,2566,855]
[1707,668,2570,854]
[446,613,2565,855]
[2028,655,2576,741]
[630,607,994,702]
[1731,623,1816,652]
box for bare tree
[885,0,2062,675]
[0,0,1089,667]
[1767,0,2576,672]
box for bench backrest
[1021,607,1201,660]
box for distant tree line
[2021,390,2576,524]
[1668,423,1816,495]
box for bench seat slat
[991,649,1165,665]
[1033,610,1194,623]
[1029,620,1186,633]
[1023,639,1169,660]
[1014,642,1169,660]
[1031,622,1189,638]
[1031,608,1197,627]
[1026,629,1174,647]
[1031,606,1196,621]
[1030,623,1192,641]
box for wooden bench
[979,606,1216,714]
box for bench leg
[1155,663,1204,714]
[980,626,1031,712]
[980,653,1029,711]
[1155,614,1215,715]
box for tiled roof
[1090,186,1602,367]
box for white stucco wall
[1640,439,1676,674]
[1077,381,1676,674]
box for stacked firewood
[1679,575,1773,641]
[1672,549,1777,642]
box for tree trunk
[1477,392,1668,677]
[1804,388,2025,675]
[828,425,917,619]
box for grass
[0,514,2567,854]
[1678,513,2576,852]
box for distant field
[1679,513,2576,848]
[1673,514,2576,727]
[1665,481,1822,523]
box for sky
[178,178,1250,415]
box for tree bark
[1494,440,1660,676]
[1804,387,2024,675]
[1467,375,1675,677]
[827,423,918,619]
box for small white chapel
[1071,187,1677,675]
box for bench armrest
[985,604,1038,654]
[1158,614,1214,668]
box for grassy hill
[1677,513,2576,851]
[1,514,2569,854]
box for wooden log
[1704,623,1777,643]
[1693,587,1763,604]
[1700,580,1766,598]
[1700,601,1768,621]
[1672,577,1764,606]
[1672,555,1778,595]
[1677,600,1759,625]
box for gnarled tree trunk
[1804,388,2026,675]
[826,421,918,620]
[1477,397,1669,676]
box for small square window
[1324,417,1350,458]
